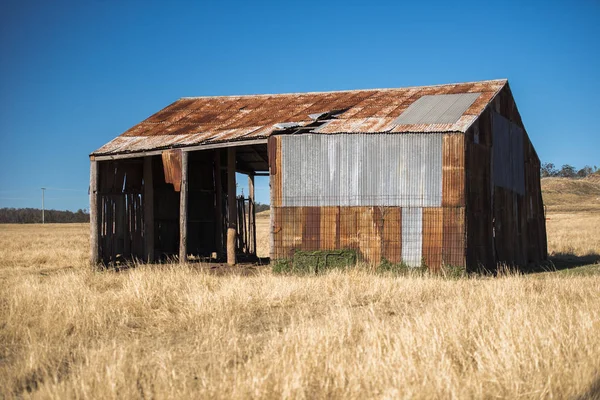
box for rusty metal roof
[92,79,507,156]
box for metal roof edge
[462,80,508,133]
[90,138,269,161]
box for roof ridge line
[179,79,508,100]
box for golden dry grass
[1,216,599,399]
[541,176,600,213]
[546,212,600,257]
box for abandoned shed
[90,79,547,271]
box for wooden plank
[442,134,465,207]
[382,207,402,264]
[422,208,443,270]
[179,151,189,263]
[227,147,236,265]
[90,160,99,265]
[143,157,154,262]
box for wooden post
[179,151,189,263]
[143,156,154,263]
[90,159,99,265]
[227,148,237,265]
[248,173,256,256]
[269,164,275,261]
[214,150,223,258]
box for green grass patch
[272,249,358,274]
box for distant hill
[0,208,90,224]
[541,175,600,212]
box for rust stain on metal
[442,134,465,207]
[92,79,508,156]
[442,207,465,267]
[161,149,182,192]
[422,208,443,270]
[382,207,402,264]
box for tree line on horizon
[0,203,273,224]
[541,163,598,178]
[0,208,90,224]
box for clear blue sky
[1,0,598,211]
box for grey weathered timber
[492,112,525,194]
[214,150,223,257]
[143,156,154,263]
[227,148,237,265]
[179,151,189,263]
[89,160,99,265]
[248,174,256,255]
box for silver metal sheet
[492,112,525,195]
[281,134,443,207]
[393,93,481,125]
[402,207,423,267]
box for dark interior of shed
[94,143,269,265]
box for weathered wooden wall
[465,84,547,271]
[97,159,145,263]
[269,134,466,269]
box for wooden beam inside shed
[227,148,237,265]
[143,156,154,263]
[179,151,189,263]
[90,159,99,265]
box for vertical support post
[248,173,256,256]
[227,147,237,265]
[144,156,154,263]
[214,150,223,257]
[90,159,99,265]
[179,151,189,263]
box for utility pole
[41,187,46,224]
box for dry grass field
[0,178,599,399]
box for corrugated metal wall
[281,134,443,207]
[270,133,466,268]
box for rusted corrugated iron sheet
[442,207,465,267]
[92,79,507,156]
[161,149,182,192]
[271,205,465,268]
[422,208,443,270]
[442,134,465,206]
